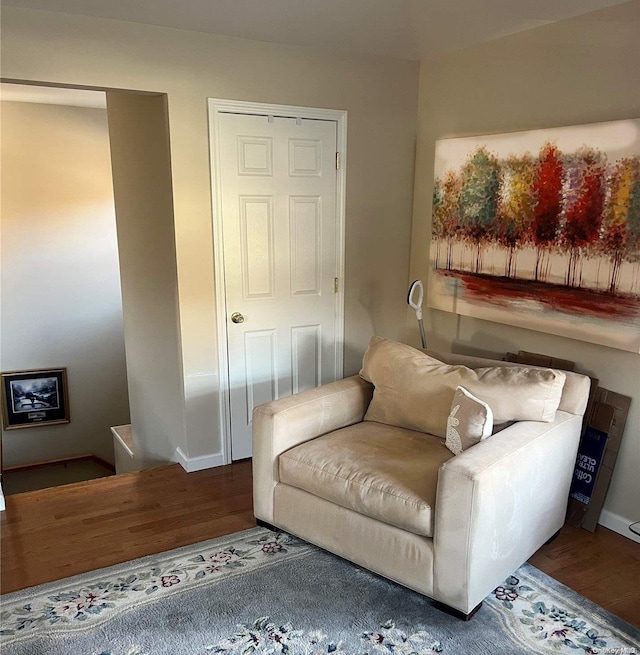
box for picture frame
[1,368,70,430]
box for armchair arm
[433,410,582,614]
[252,375,374,523]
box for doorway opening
[0,82,128,495]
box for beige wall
[0,101,129,466]
[106,91,186,467]
[409,1,640,531]
[1,7,419,462]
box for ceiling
[1,0,630,61]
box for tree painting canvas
[429,118,640,353]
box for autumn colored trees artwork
[429,119,640,353]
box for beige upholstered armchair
[252,338,591,619]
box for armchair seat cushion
[279,421,453,537]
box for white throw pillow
[445,386,493,455]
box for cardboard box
[505,350,576,372]
[582,389,631,531]
[567,388,631,531]
[567,402,613,527]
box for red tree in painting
[531,143,563,281]
[561,149,606,287]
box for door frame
[207,98,347,464]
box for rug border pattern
[1,527,638,655]
[0,528,312,646]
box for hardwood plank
[0,462,254,593]
[1,460,638,628]
[530,523,640,626]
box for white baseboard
[174,447,225,473]
[598,509,640,544]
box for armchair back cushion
[360,337,566,438]
[424,349,591,416]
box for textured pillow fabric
[360,336,566,438]
[445,386,493,455]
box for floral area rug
[1,527,638,655]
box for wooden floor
[529,522,640,626]
[1,462,638,627]
[0,462,254,595]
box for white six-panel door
[216,111,342,460]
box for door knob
[230,312,245,324]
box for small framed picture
[1,368,70,430]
